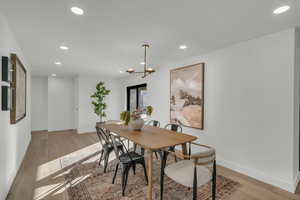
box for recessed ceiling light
[179,45,187,50]
[55,62,62,65]
[273,5,290,15]
[60,45,69,50]
[119,70,124,73]
[71,7,84,15]
[51,73,57,77]
[140,62,145,65]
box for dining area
[95,120,217,200]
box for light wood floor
[6,130,300,200]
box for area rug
[64,154,240,200]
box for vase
[130,118,144,131]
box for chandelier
[126,44,155,78]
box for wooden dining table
[100,123,197,200]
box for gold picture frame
[10,54,27,124]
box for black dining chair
[164,123,182,132]
[95,125,124,173]
[163,123,183,162]
[146,120,161,158]
[133,120,161,156]
[110,134,148,196]
[147,120,161,127]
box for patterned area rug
[64,154,240,200]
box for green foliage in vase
[91,82,111,122]
[146,105,153,116]
[120,106,154,125]
[120,111,131,125]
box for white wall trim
[6,137,31,199]
[294,171,300,191]
[217,158,296,193]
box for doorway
[126,84,147,111]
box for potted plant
[120,106,153,131]
[91,82,111,124]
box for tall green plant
[91,82,111,122]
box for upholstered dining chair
[160,143,216,200]
[95,125,124,173]
[110,134,148,196]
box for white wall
[0,14,31,200]
[76,76,122,133]
[31,77,47,131]
[30,75,122,134]
[120,29,298,192]
[74,77,79,130]
[48,77,75,131]
[296,31,300,184]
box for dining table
[100,123,197,200]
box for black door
[126,84,147,111]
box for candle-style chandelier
[126,44,155,78]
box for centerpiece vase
[130,118,144,131]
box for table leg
[147,150,153,200]
[181,143,188,159]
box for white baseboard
[217,158,296,193]
[294,171,300,190]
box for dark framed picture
[2,56,12,82]
[170,63,205,129]
[10,54,27,124]
[1,85,11,111]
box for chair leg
[132,163,136,175]
[133,143,137,152]
[212,160,217,200]
[122,165,130,196]
[155,152,158,159]
[120,146,124,153]
[141,160,148,184]
[103,151,110,173]
[193,166,197,200]
[98,150,104,166]
[160,151,168,200]
[121,165,126,196]
[169,146,177,162]
[112,163,119,184]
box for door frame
[126,83,147,111]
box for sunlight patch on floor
[36,158,62,181]
[60,143,101,168]
[34,182,65,200]
[68,174,92,187]
[34,142,102,199]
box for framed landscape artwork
[170,63,204,129]
[10,54,27,124]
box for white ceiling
[1,0,300,78]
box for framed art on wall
[2,56,12,82]
[10,54,27,124]
[170,63,204,129]
[1,85,11,111]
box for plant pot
[130,118,144,131]
[96,121,105,127]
